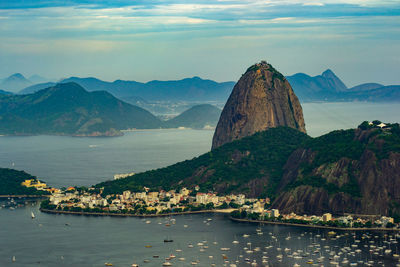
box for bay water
[0,102,400,266]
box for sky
[0,0,399,87]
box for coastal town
[18,177,396,230]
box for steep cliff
[272,122,400,217]
[212,61,305,149]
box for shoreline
[39,208,400,232]
[0,195,49,199]
[230,217,400,232]
[39,208,234,218]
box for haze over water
[0,102,399,188]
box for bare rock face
[212,61,306,149]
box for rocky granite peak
[212,61,306,149]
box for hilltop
[212,61,305,149]
[163,104,221,129]
[0,83,162,136]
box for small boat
[178,257,185,261]
[31,211,35,219]
[131,264,139,267]
[12,256,16,262]
[153,255,159,258]
[190,261,198,265]
[144,245,152,248]
[145,220,151,224]
[104,263,113,266]
[164,239,173,242]
[162,262,172,266]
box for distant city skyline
[0,0,399,87]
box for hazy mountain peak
[321,69,336,78]
[6,73,28,81]
[0,73,32,92]
[320,69,347,91]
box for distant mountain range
[19,76,235,102]
[0,83,221,136]
[286,70,400,102]
[13,70,400,103]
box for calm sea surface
[0,102,400,266]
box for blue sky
[0,0,399,86]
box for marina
[2,198,400,266]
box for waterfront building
[196,193,207,204]
[271,209,280,218]
[322,213,332,222]
[180,188,190,196]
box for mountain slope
[272,122,400,216]
[0,89,13,95]
[19,82,56,94]
[0,168,49,196]
[0,83,162,136]
[349,83,384,91]
[96,127,310,197]
[96,122,400,217]
[163,104,221,129]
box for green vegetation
[0,83,162,136]
[97,127,311,197]
[0,168,49,196]
[96,121,400,206]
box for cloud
[0,0,399,84]
[303,3,324,6]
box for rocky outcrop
[212,61,306,149]
[271,126,400,216]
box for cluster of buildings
[21,179,60,194]
[47,186,267,214]
[251,211,396,228]
[33,180,397,228]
